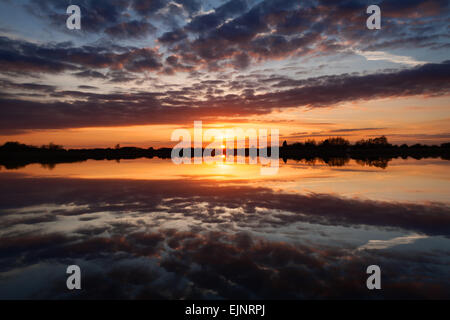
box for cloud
[157,29,188,44]
[0,36,164,76]
[29,0,129,34]
[0,60,449,132]
[355,50,428,66]
[27,0,203,39]
[0,1,448,134]
[73,70,107,79]
[0,79,56,92]
[78,85,98,90]
[154,0,449,71]
[185,0,248,33]
[330,128,387,133]
[17,0,448,74]
[104,20,157,39]
[357,234,428,251]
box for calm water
[0,158,449,299]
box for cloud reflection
[0,174,449,299]
[1,174,449,236]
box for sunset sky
[0,0,449,148]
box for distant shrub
[41,142,64,150]
[355,136,390,148]
[0,141,36,151]
[320,137,350,147]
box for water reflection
[0,159,449,299]
[0,156,415,171]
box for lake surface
[0,158,449,299]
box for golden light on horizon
[1,94,450,149]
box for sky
[0,0,449,148]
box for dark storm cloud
[286,127,388,139]
[159,0,449,70]
[105,70,137,83]
[29,0,159,38]
[0,95,259,132]
[185,0,248,33]
[29,0,129,33]
[157,29,188,44]
[0,51,75,74]
[104,20,157,39]
[78,85,98,90]
[330,128,386,133]
[130,0,167,15]
[248,60,450,108]
[73,70,107,79]
[371,133,450,141]
[1,0,445,83]
[163,55,194,74]
[120,48,163,72]
[1,60,448,132]
[20,0,449,71]
[27,0,204,39]
[0,79,57,93]
[0,1,448,132]
[382,0,449,17]
[0,36,163,76]
[363,35,450,51]
[131,0,202,17]
[0,37,77,74]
